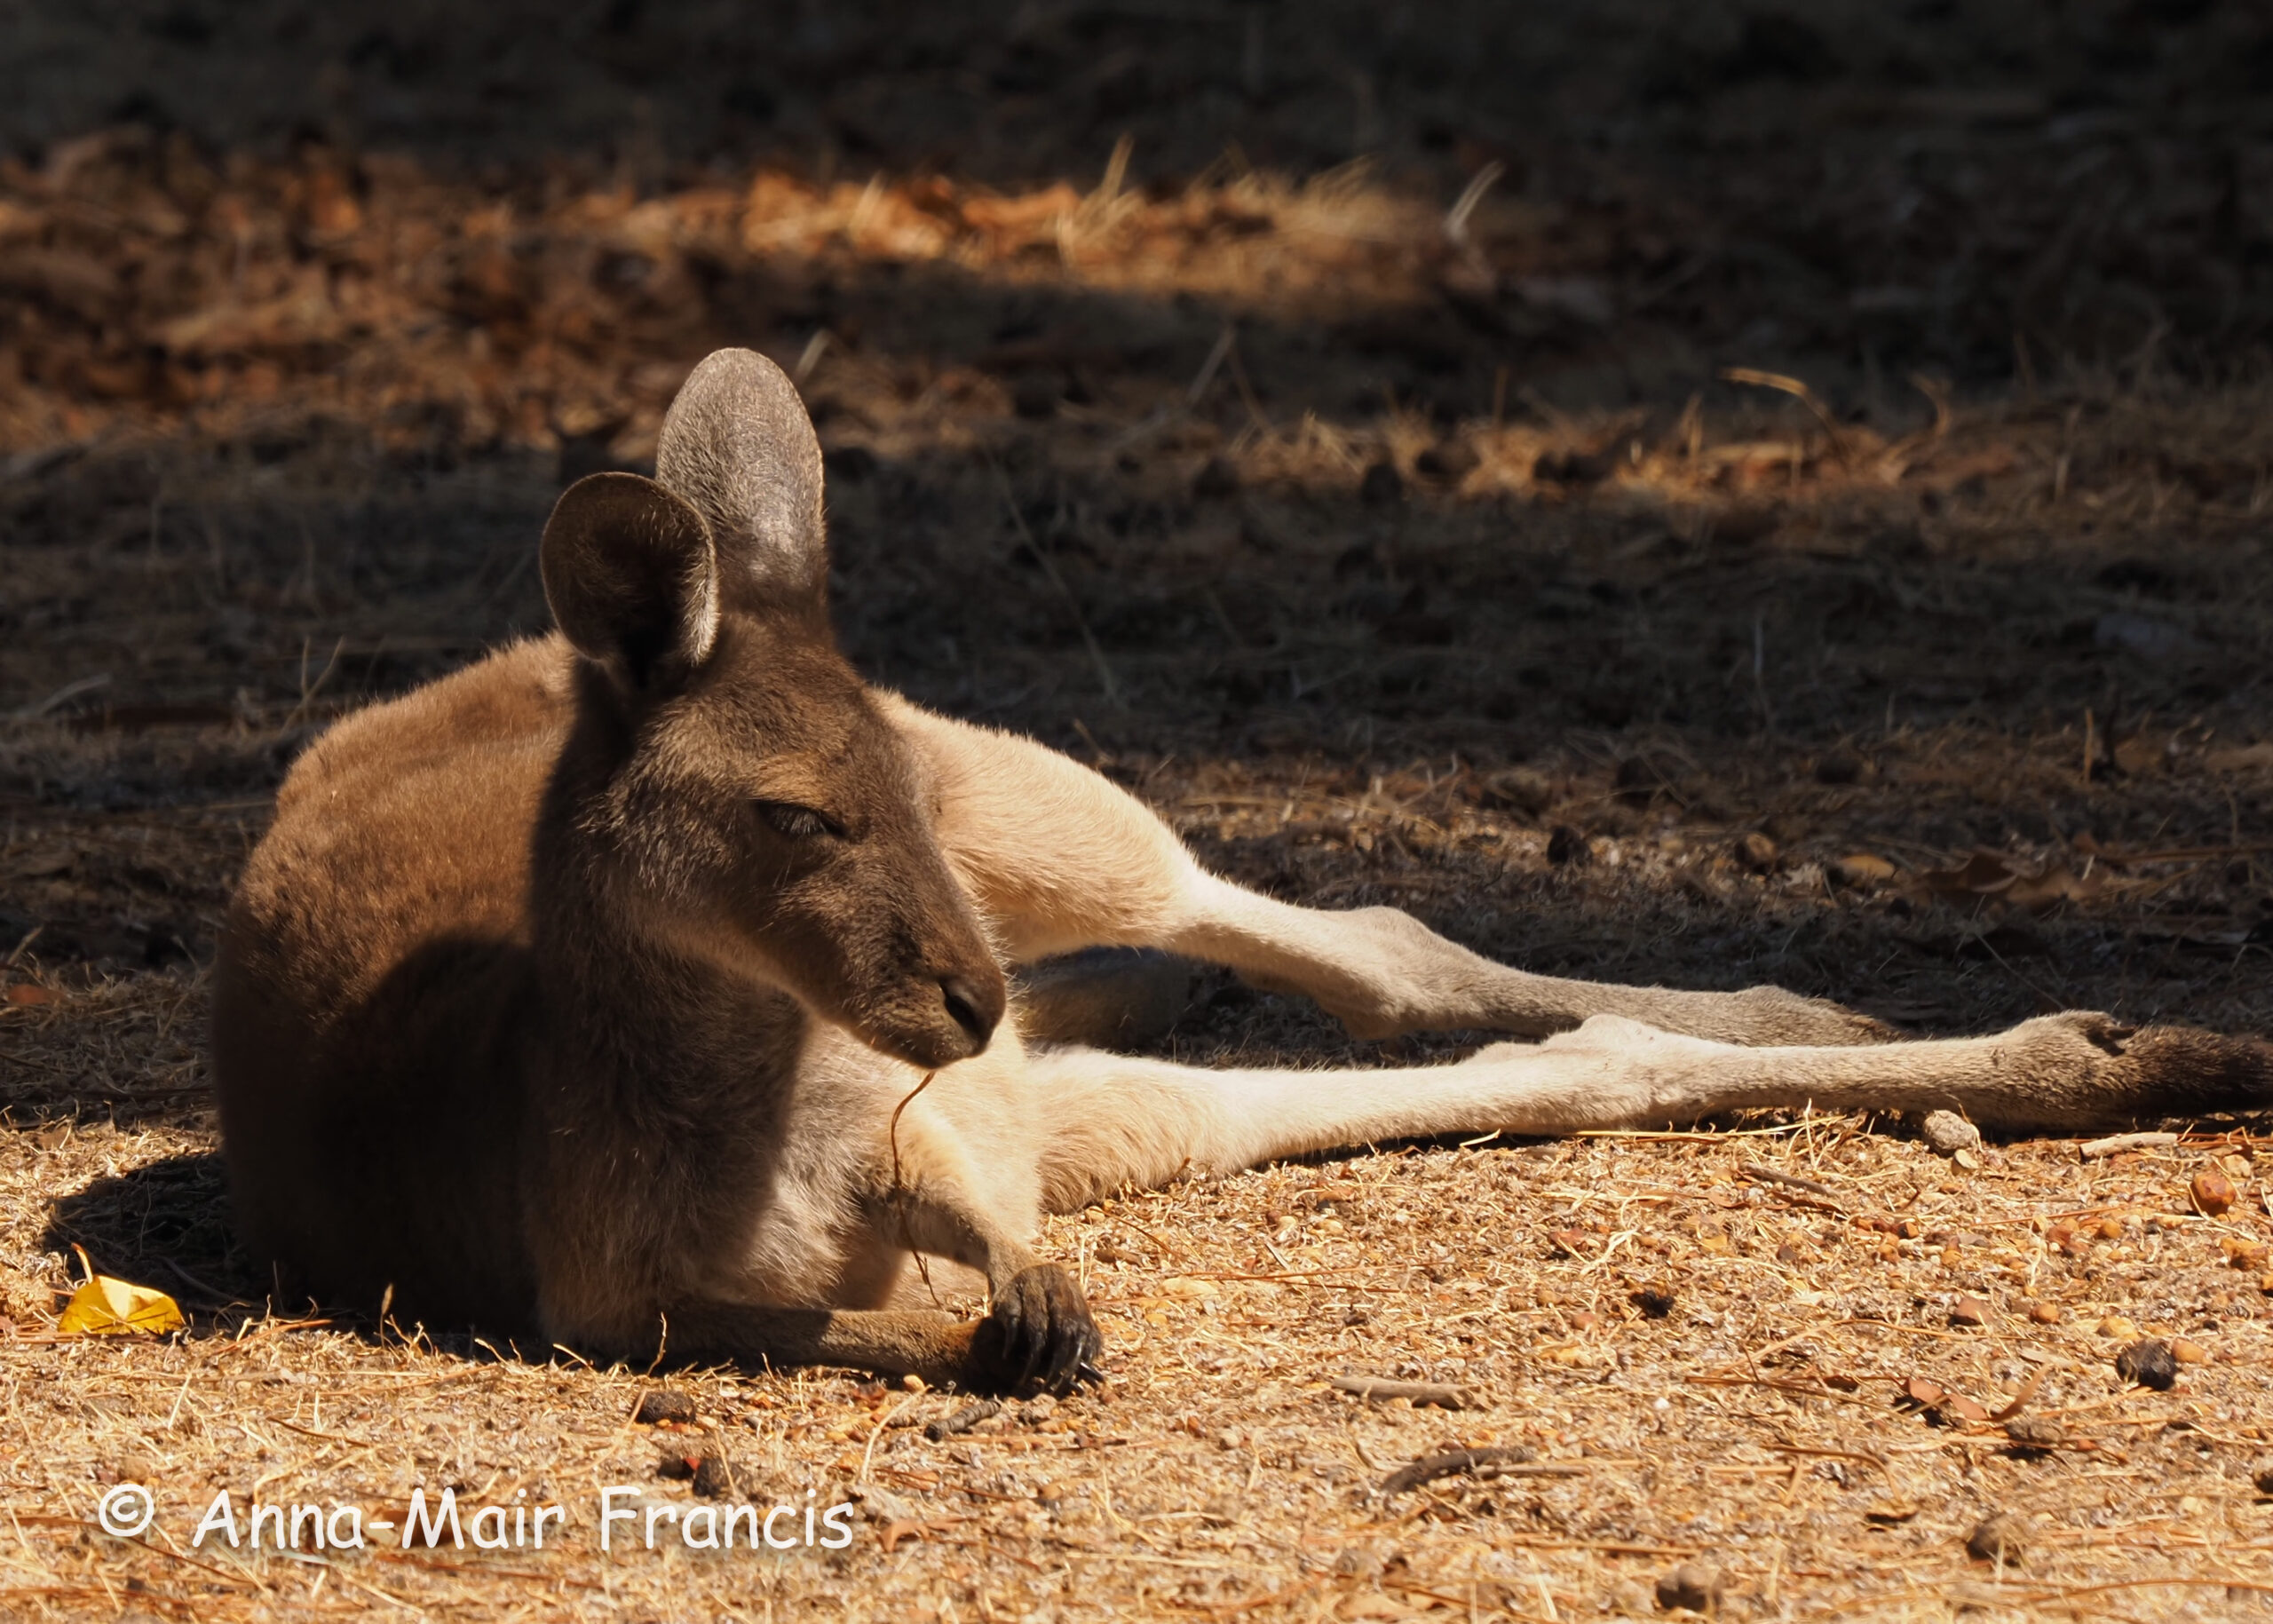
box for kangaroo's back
[214,637,576,1326]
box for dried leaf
[1989,1369,2045,1422]
[56,1273,185,1337]
[880,1518,932,1553]
[1919,849,2097,913]
[1921,849,2025,897]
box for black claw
[970,1264,1102,1398]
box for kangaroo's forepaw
[968,1264,1102,1398]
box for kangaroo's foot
[963,1264,1101,1397]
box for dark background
[4,0,2273,1091]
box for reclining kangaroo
[214,348,2272,1394]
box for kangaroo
[213,348,2273,1395]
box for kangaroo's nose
[940,974,1003,1045]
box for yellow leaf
[57,1273,185,1336]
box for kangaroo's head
[538,349,1006,1070]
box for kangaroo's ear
[653,347,828,612]
[541,471,719,693]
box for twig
[890,1070,940,1303]
[1379,1449,1584,1498]
[1739,1162,1841,1200]
[926,1398,1002,1441]
[1908,372,1952,439]
[1740,1162,1849,1213]
[1330,1374,1477,1410]
[1720,368,1851,462]
[1990,1368,2046,1422]
[1442,160,1503,248]
[12,672,110,721]
[1187,324,1236,406]
[2081,1131,2179,1160]
[859,1394,921,1482]
[281,636,346,732]
[1685,1374,1873,1407]
[792,329,832,384]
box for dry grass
[7,1,2273,1616]
[10,1077,2273,1620]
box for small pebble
[2193,1168,2238,1216]
[2171,1338,2210,1366]
[1735,831,1778,871]
[2096,1314,2137,1339]
[1654,1563,1723,1613]
[1950,1295,1989,1327]
[2003,1416,2063,1449]
[1629,1285,1677,1319]
[691,1451,739,1499]
[2026,1301,2061,1325]
[633,1389,697,1426]
[2251,1458,2273,1496]
[1921,1111,1982,1155]
[2114,1338,2180,1390]
[1966,1513,2025,1563]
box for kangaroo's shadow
[41,1152,265,1316]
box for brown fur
[214,349,2273,1392]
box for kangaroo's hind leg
[891,699,1889,1048]
[1021,1013,2273,1210]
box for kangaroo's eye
[753,800,841,840]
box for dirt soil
[5,2,2273,1618]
